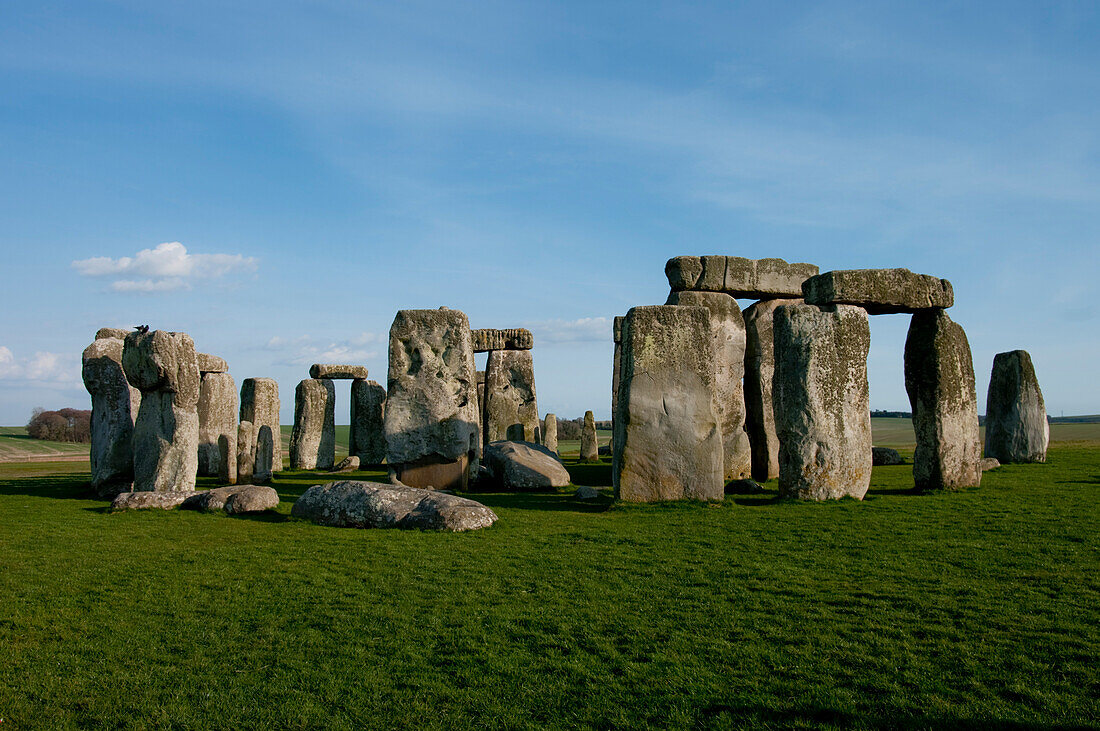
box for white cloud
[72,242,257,294]
[525,317,612,344]
[260,333,383,367]
[0,347,80,388]
[0,346,20,378]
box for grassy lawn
[1,443,1098,729]
[0,427,90,462]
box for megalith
[384,308,479,491]
[484,350,539,444]
[666,290,751,480]
[290,378,336,470]
[802,268,954,314]
[773,304,872,500]
[236,421,254,484]
[255,425,275,483]
[743,298,801,482]
[612,316,624,423]
[580,410,599,462]
[82,334,141,495]
[197,371,237,478]
[122,330,200,492]
[613,305,724,502]
[350,379,387,465]
[984,350,1048,463]
[240,378,281,473]
[542,413,558,455]
[904,310,982,490]
[217,434,236,484]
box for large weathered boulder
[181,485,249,511]
[484,350,539,444]
[309,364,369,380]
[197,372,237,478]
[981,457,1001,472]
[483,441,570,490]
[350,379,387,465]
[290,378,336,470]
[123,330,200,492]
[332,455,360,472]
[236,421,254,484]
[196,353,228,373]
[985,350,1048,463]
[240,378,281,473]
[774,304,872,500]
[743,298,801,482]
[224,485,280,514]
[666,256,818,299]
[384,308,479,490]
[291,480,497,531]
[802,269,954,315]
[872,447,904,466]
[580,410,599,462]
[904,310,982,490]
[111,490,198,511]
[666,290,751,480]
[471,328,533,352]
[613,305,724,502]
[542,413,558,454]
[82,335,140,495]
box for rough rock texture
[484,350,539,444]
[309,364,369,380]
[123,330,200,492]
[111,490,198,511]
[254,425,275,483]
[872,447,904,466]
[666,256,818,299]
[224,485,280,514]
[483,441,570,490]
[476,370,487,419]
[82,336,140,495]
[290,378,336,470]
[95,327,130,341]
[985,350,1048,463]
[803,269,954,315]
[471,328,534,352]
[240,378,281,472]
[580,410,599,463]
[332,456,360,472]
[197,372,237,478]
[666,290,751,480]
[181,485,247,511]
[196,353,228,373]
[384,308,479,490]
[542,413,558,454]
[612,316,624,423]
[725,478,764,495]
[773,304,872,500]
[575,486,599,500]
[981,457,1001,471]
[236,421,254,484]
[904,310,982,490]
[613,305,724,502]
[217,435,236,484]
[350,379,387,465]
[291,480,497,531]
[743,298,802,482]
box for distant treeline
[556,417,613,439]
[871,410,912,419]
[26,408,92,443]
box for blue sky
[1,1,1097,425]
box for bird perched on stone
[134,325,150,334]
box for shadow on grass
[471,491,613,513]
[697,703,1087,730]
[0,474,93,500]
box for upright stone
[613,305,724,501]
[255,425,275,483]
[197,372,237,478]
[476,370,487,419]
[217,434,236,484]
[290,378,336,470]
[667,290,751,480]
[350,379,387,465]
[773,304,872,500]
[240,378,281,473]
[484,350,539,444]
[122,330,200,492]
[580,410,599,462]
[237,421,254,484]
[542,413,558,455]
[904,310,982,490]
[985,350,1048,463]
[612,316,624,423]
[82,335,140,495]
[743,298,801,482]
[384,308,479,491]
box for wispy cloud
[525,317,611,344]
[261,332,384,367]
[0,346,81,389]
[72,242,257,294]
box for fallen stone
[95,327,130,341]
[471,328,534,352]
[197,372,237,478]
[240,378,281,473]
[802,269,954,315]
[725,478,764,495]
[580,410,599,463]
[181,485,249,511]
[574,486,599,500]
[111,490,198,511]
[291,480,497,531]
[980,457,1001,471]
[350,379,387,465]
[542,413,558,454]
[309,364,369,380]
[743,298,802,482]
[82,335,140,495]
[224,485,280,514]
[872,447,904,466]
[666,256,818,299]
[196,353,228,373]
[332,456,360,472]
[484,350,539,444]
[290,378,336,470]
[236,421,255,485]
[984,350,1048,463]
[483,441,570,490]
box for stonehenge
[580,410,599,462]
[82,333,140,495]
[802,268,954,315]
[197,371,237,478]
[240,378,281,473]
[472,328,533,352]
[310,364,369,380]
[483,350,539,444]
[236,421,254,484]
[290,378,336,470]
[985,350,1048,463]
[743,298,801,482]
[255,425,275,483]
[350,379,387,465]
[542,413,558,454]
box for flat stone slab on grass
[484,441,570,490]
[111,491,199,511]
[802,268,954,314]
[309,364,369,380]
[665,255,819,299]
[224,485,280,514]
[291,480,497,531]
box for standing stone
[197,372,237,478]
[580,410,599,462]
[613,305,724,501]
[350,379,387,465]
[237,421,254,484]
[82,335,141,495]
[384,308,479,491]
[122,330,201,492]
[985,350,1048,463]
[743,298,801,482]
[904,310,981,490]
[217,435,236,484]
[255,425,275,483]
[290,378,336,470]
[542,413,558,455]
[666,290,751,480]
[612,316,624,425]
[240,378,281,473]
[773,304,871,501]
[484,350,539,444]
[476,370,487,421]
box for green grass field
[0,426,93,462]
[1,443,1098,729]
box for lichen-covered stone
[122,330,201,404]
[197,372,237,478]
[224,485,280,514]
[240,378,281,473]
[332,456,360,472]
[82,336,140,495]
[802,269,954,315]
[743,298,801,482]
[665,256,818,299]
[985,350,1048,463]
[666,290,751,480]
[904,310,981,490]
[483,441,570,490]
[980,457,1001,471]
[196,353,228,373]
[254,425,275,483]
[291,480,497,531]
[217,435,236,484]
[350,379,387,465]
[290,378,336,470]
[872,447,904,466]
[774,304,871,500]
[612,316,624,426]
[236,421,254,484]
[580,410,599,463]
[309,364,369,380]
[111,490,198,511]
[484,350,539,444]
[542,413,558,454]
[95,327,130,341]
[613,305,724,502]
[471,328,534,352]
